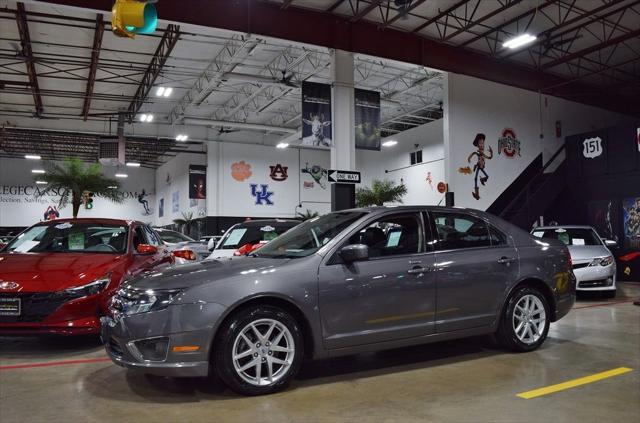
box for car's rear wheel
[214,305,303,395]
[497,286,550,352]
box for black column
[445,191,455,207]
[331,183,356,211]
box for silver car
[154,228,210,264]
[102,207,575,395]
[531,225,617,297]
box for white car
[207,219,300,260]
[531,225,617,298]
[154,228,210,265]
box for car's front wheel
[497,286,550,352]
[214,305,303,395]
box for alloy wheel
[512,294,547,345]
[231,318,295,386]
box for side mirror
[339,244,369,263]
[604,239,617,247]
[136,244,158,255]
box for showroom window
[348,213,423,257]
[431,212,491,250]
[410,150,423,165]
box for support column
[330,49,356,211]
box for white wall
[206,142,332,219]
[357,119,446,206]
[154,152,207,226]
[0,157,156,227]
[445,73,636,210]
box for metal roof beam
[351,0,383,22]
[327,0,345,12]
[15,2,43,117]
[126,24,180,122]
[442,0,523,41]
[81,14,104,121]
[380,0,428,28]
[411,0,472,33]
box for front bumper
[573,264,616,291]
[101,302,226,378]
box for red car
[0,218,173,335]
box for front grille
[0,292,74,323]
[573,262,590,270]
[579,279,611,288]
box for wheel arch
[211,294,315,362]
[503,278,557,322]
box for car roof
[39,217,136,226]
[532,225,595,231]
[236,219,300,227]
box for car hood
[567,245,611,262]
[126,256,290,291]
[0,253,125,293]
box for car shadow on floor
[83,335,513,402]
[0,335,102,359]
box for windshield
[253,212,366,258]
[531,228,602,246]
[217,222,299,250]
[158,230,194,243]
[5,222,129,254]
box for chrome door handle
[497,257,516,264]
[408,267,428,274]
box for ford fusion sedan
[531,225,617,297]
[103,207,575,395]
[0,218,173,335]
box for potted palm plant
[35,158,123,218]
[296,209,319,221]
[356,179,407,207]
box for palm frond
[356,179,407,207]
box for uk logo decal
[269,164,288,181]
[250,184,274,205]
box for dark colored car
[0,218,173,335]
[102,207,575,395]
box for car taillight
[173,250,197,261]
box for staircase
[498,145,567,230]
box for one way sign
[328,169,361,184]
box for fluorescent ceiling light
[156,86,172,97]
[175,134,188,141]
[503,33,537,49]
[35,180,47,185]
[139,114,154,123]
[156,87,165,96]
[107,186,118,189]
[126,162,141,167]
[115,173,128,178]
[31,169,45,174]
[163,87,173,97]
[25,154,41,160]
[382,140,398,147]
[276,142,289,149]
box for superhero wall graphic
[459,133,493,200]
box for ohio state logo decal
[498,128,521,158]
[269,164,288,181]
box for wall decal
[172,191,179,213]
[251,184,274,205]
[43,205,60,221]
[269,164,289,181]
[497,128,521,157]
[158,198,164,218]
[426,171,433,189]
[437,182,447,194]
[622,197,640,249]
[301,82,332,147]
[301,162,328,189]
[466,133,493,200]
[231,161,252,181]
[303,181,314,189]
[138,189,152,215]
[165,173,172,186]
[354,88,381,150]
[583,136,603,159]
[189,165,207,199]
[458,166,472,174]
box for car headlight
[64,274,111,298]
[114,288,183,316]
[589,255,614,267]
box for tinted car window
[489,225,508,246]
[531,228,602,246]
[157,230,194,244]
[348,213,422,257]
[432,212,491,250]
[133,226,147,249]
[5,222,129,254]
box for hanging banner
[300,82,332,148]
[355,88,381,151]
[188,165,207,199]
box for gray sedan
[102,206,575,395]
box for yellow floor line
[517,367,634,399]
